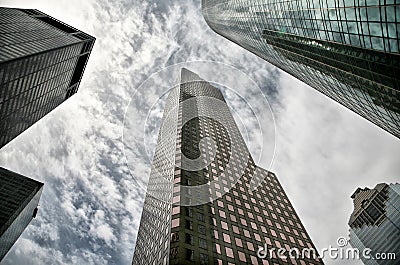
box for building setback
[0,167,44,261]
[132,68,323,265]
[202,0,400,138]
[348,183,400,265]
[0,7,95,148]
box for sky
[0,0,399,264]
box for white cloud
[272,72,400,265]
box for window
[235,237,243,247]
[172,195,181,203]
[210,207,215,214]
[200,253,208,265]
[186,220,193,230]
[185,233,194,245]
[186,208,193,217]
[213,230,219,239]
[230,214,237,222]
[275,240,282,249]
[186,178,192,185]
[210,217,216,226]
[219,210,226,218]
[223,233,231,243]
[172,206,180,215]
[185,249,194,261]
[170,247,178,259]
[213,243,221,254]
[225,247,234,258]
[199,238,207,249]
[250,255,258,264]
[247,241,254,251]
[238,251,246,262]
[198,224,206,234]
[171,218,179,228]
[197,213,205,222]
[171,232,179,242]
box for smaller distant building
[348,183,400,265]
[0,167,44,261]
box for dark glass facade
[0,167,44,261]
[348,183,400,265]
[202,0,400,138]
[0,7,95,148]
[132,68,323,264]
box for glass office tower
[348,183,399,265]
[0,7,95,148]
[132,68,323,265]
[0,167,44,261]
[202,0,400,138]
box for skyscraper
[0,7,95,148]
[0,167,44,261]
[132,68,323,264]
[348,183,399,265]
[202,0,400,138]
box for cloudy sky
[0,0,399,264]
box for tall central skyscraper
[132,68,323,265]
[202,0,400,138]
[0,7,95,148]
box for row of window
[133,196,172,264]
[0,68,74,121]
[0,34,81,62]
[204,0,400,136]
[0,171,40,224]
[1,58,78,112]
[0,92,66,147]
[0,44,82,85]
